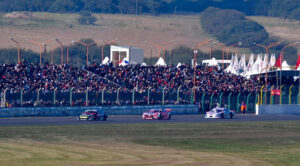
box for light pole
[193,49,198,104]
[26,39,53,65]
[226,42,242,67]
[56,39,64,65]
[10,37,21,64]
[72,40,98,66]
[280,41,300,63]
[253,40,283,104]
[215,41,226,69]
[101,39,118,63]
[192,39,213,104]
[145,40,175,59]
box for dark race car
[77,109,108,121]
[142,109,171,120]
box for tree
[49,0,83,12]
[201,7,269,48]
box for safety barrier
[0,105,198,117]
[258,105,300,115]
[1,86,300,114]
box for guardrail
[0,105,198,117]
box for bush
[77,11,97,25]
[200,7,269,47]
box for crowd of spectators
[0,61,266,107]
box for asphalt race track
[1,114,300,126]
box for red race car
[142,109,171,120]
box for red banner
[271,89,281,96]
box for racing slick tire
[230,113,233,119]
[168,115,171,120]
[220,113,224,119]
[100,115,107,121]
[77,116,81,120]
[87,116,93,121]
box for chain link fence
[1,86,300,113]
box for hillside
[0,12,213,58]
[1,12,300,58]
[248,16,300,42]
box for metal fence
[1,86,300,113]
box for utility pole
[136,0,138,15]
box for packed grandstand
[1,51,300,108]
[0,60,274,107]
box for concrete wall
[258,105,300,115]
[0,105,198,117]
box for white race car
[205,107,234,119]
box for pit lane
[1,114,300,126]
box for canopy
[155,57,167,66]
[281,61,290,71]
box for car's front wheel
[230,113,233,119]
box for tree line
[0,0,299,20]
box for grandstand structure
[1,38,300,114]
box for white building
[110,45,144,66]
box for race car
[205,107,234,119]
[142,109,171,120]
[77,109,108,121]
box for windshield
[85,110,97,114]
[150,110,161,113]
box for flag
[252,54,262,74]
[275,54,282,69]
[268,54,276,69]
[271,89,281,96]
[232,54,239,72]
[261,53,268,72]
[295,54,300,70]
[238,54,246,73]
[247,54,254,72]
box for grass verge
[0,121,300,165]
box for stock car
[142,109,171,120]
[205,107,234,119]
[77,109,108,121]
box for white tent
[176,62,182,68]
[141,62,147,66]
[155,57,167,66]
[101,57,110,65]
[208,58,218,66]
[279,61,291,71]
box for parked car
[205,107,234,119]
[142,109,171,120]
[77,109,108,121]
